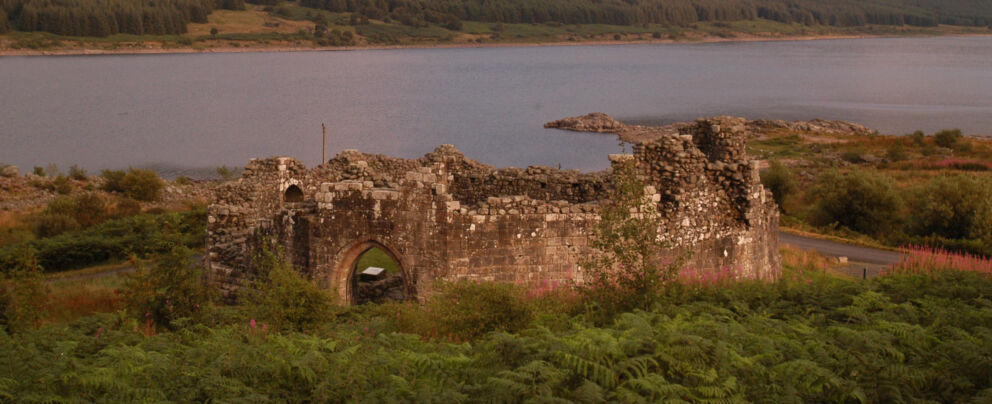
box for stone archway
[284,185,304,202]
[330,240,411,305]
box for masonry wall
[205,117,781,304]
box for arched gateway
[205,117,781,304]
[332,240,409,305]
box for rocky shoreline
[5,31,991,58]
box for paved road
[779,231,905,278]
[779,232,903,265]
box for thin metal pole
[322,123,326,165]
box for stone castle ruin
[205,115,781,304]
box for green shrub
[73,193,107,228]
[246,246,334,332]
[121,241,208,329]
[1,209,206,272]
[953,140,973,153]
[974,193,992,250]
[933,129,962,148]
[33,194,108,237]
[443,15,462,31]
[32,166,45,177]
[33,196,81,237]
[909,174,992,240]
[0,246,48,331]
[415,280,533,340]
[100,169,126,193]
[215,165,240,181]
[760,160,796,212]
[102,168,164,201]
[0,228,34,247]
[577,161,682,322]
[68,165,87,181]
[45,195,78,217]
[119,168,164,201]
[808,169,904,237]
[32,212,80,238]
[885,143,908,161]
[909,130,926,146]
[44,163,59,178]
[174,175,192,185]
[840,150,865,163]
[115,197,142,216]
[52,175,72,194]
[324,29,355,46]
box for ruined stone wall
[448,167,610,206]
[206,117,780,303]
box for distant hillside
[1,0,990,38]
[0,0,245,37]
[300,0,992,28]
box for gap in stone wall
[353,247,405,305]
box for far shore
[3,31,991,57]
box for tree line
[296,0,992,29]
[2,0,990,37]
[0,0,244,37]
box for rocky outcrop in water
[546,112,878,143]
[747,119,875,136]
[544,112,625,133]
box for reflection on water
[1,36,990,174]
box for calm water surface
[1,36,991,174]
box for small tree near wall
[577,160,684,321]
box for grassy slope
[1,3,989,53]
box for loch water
[1,36,990,174]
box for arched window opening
[353,247,405,304]
[284,185,304,203]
